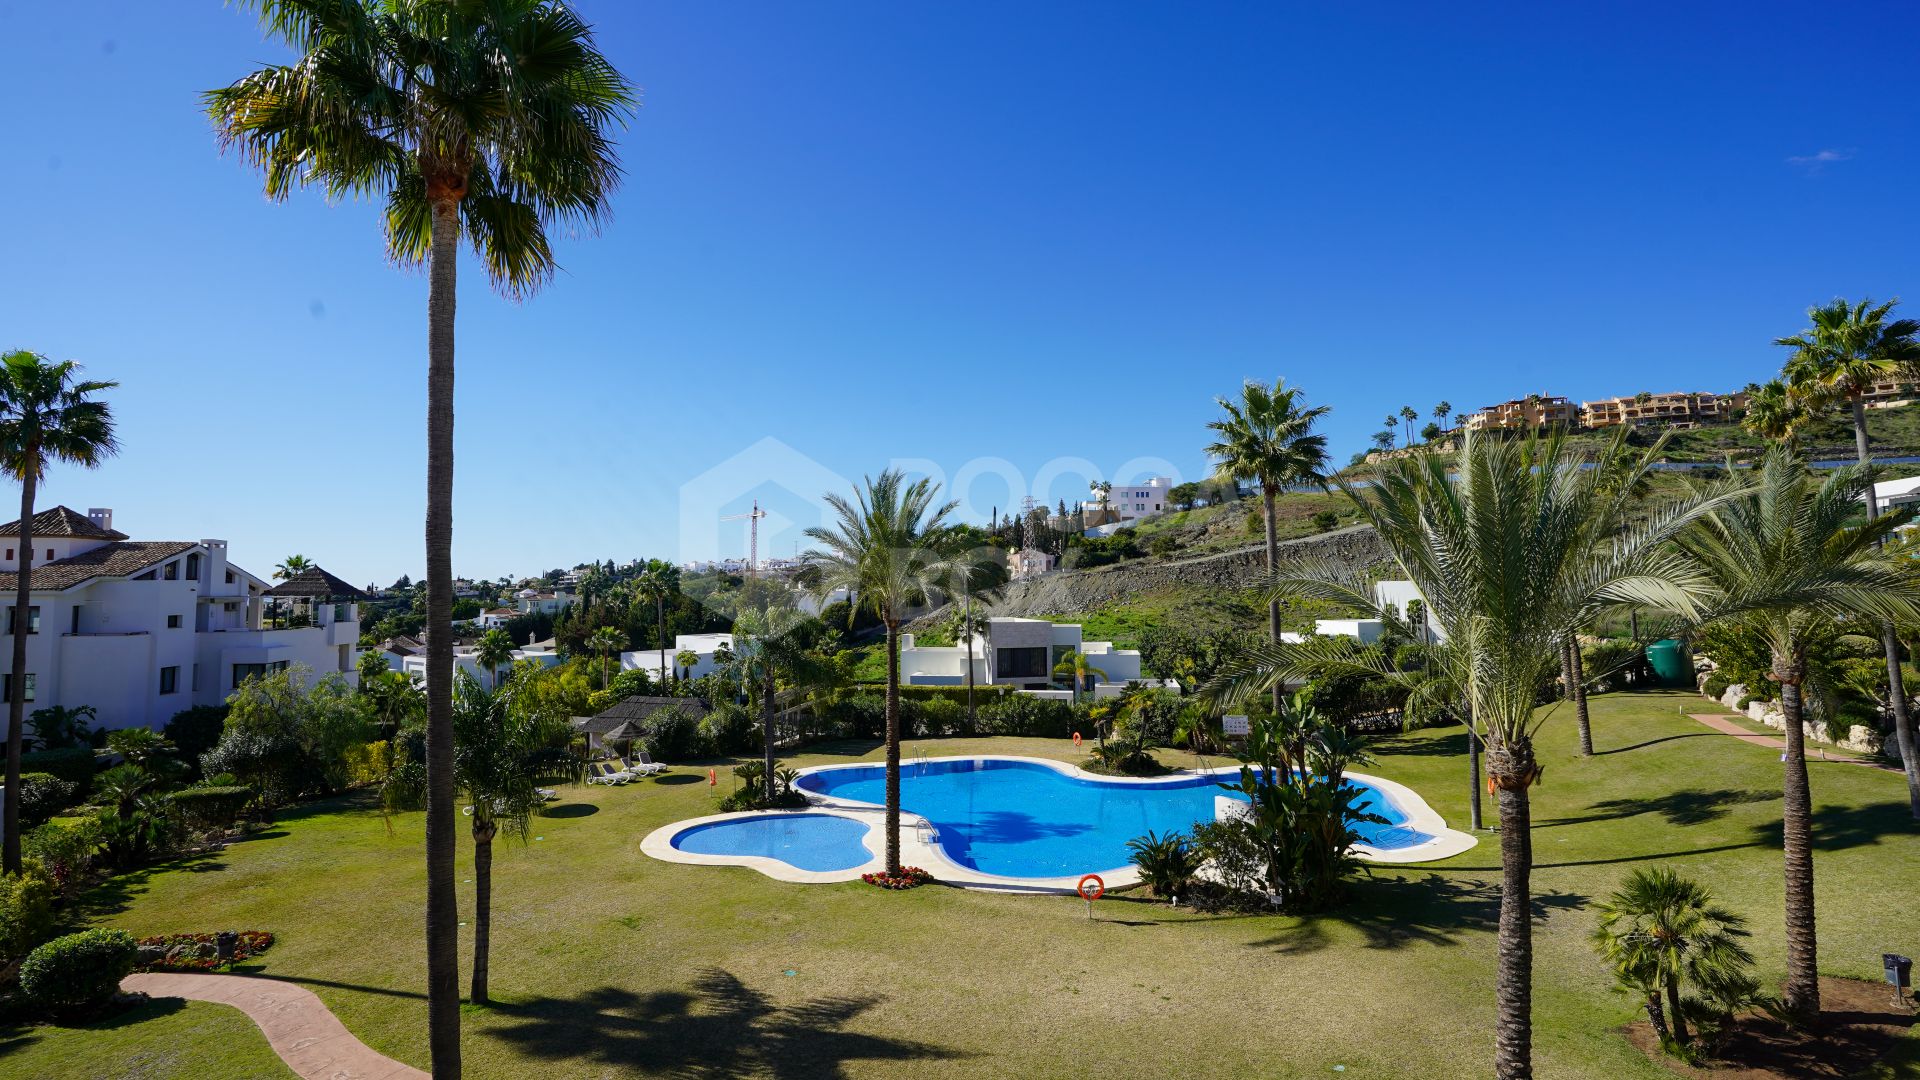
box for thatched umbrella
[601,718,645,758]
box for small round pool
[669,813,873,873]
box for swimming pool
[797,757,1450,880]
[670,812,874,873]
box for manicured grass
[0,997,296,1078]
[8,691,1920,1078]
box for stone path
[1685,713,1898,772]
[122,972,427,1080]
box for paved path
[123,972,427,1080]
[1685,713,1898,772]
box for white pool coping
[641,755,1475,892]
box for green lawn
[5,691,1919,1079]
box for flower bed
[135,931,274,971]
[861,866,933,890]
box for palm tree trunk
[1851,398,1920,819]
[423,194,463,1078]
[1562,638,1592,756]
[470,819,495,1005]
[1487,738,1536,1080]
[762,670,776,801]
[884,621,902,874]
[1643,992,1671,1049]
[1263,484,1283,720]
[1664,975,1689,1045]
[1467,723,1484,831]
[963,596,976,732]
[3,465,36,874]
[1776,675,1820,1021]
[657,600,668,688]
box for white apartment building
[0,506,363,731]
[514,588,575,615]
[896,617,1150,697]
[1099,477,1172,521]
[621,632,733,682]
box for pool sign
[1222,714,1250,736]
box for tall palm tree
[1206,378,1330,718]
[1779,297,1920,819]
[803,470,955,875]
[474,628,515,691]
[0,351,117,873]
[208,5,635,1070]
[273,554,312,581]
[632,567,673,686]
[1675,452,1920,1021]
[1740,379,1810,446]
[1561,635,1592,757]
[1592,868,1755,1051]
[587,626,624,691]
[1215,429,1718,1079]
[675,648,699,684]
[725,597,832,800]
[1399,404,1418,447]
[941,543,1002,730]
[1434,400,1452,428]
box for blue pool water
[671,813,873,872]
[798,758,1431,879]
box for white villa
[622,632,733,682]
[1083,476,1174,537]
[1311,580,1444,644]
[1869,475,1920,525]
[896,617,1156,699]
[0,506,363,731]
[400,635,563,689]
[514,588,575,615]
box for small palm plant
[1125,830,1201,900]
[1740,379,1810,446]
[1051,649,1107,702]
[675,648,700,684]
[587,626,625,691]
[1592,868,1758,1056]
[475,629,515,692]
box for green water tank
[1645,639,1691,687]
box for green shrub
[23,819,105,894]
[978,694,1073,738]
[1126,830,1201,898]
[20,747,94,795]
[0,866,56,963]
[17,772,80,826]
[164,705,230,766]
[1702,674,1730,700]
[167,785,255,832]
[1582,639,1651,693]
[638,705,705,762]
[1310,510,1339,532]
[914,695,964,737]
[698,703,758,756]
[21,928,137,1014]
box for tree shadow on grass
[484,967,974,1078]
[649,773,705,786]
[1367,729,1469,759]
[1593,732,1715,756]
[1249,873,1587,955]
[1750,800,1914,853]
[799,739,885,759]
[1537,787,1775,830]
[69,849,225,926]
[539,803,598,818]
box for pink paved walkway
[1685,713,1898,772]
[123,972,427,1080]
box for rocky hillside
[986,523,1388,619]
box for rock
[1721,684,1748,711]
[136,945,165,967]
[190,942,217,960]
[164,944,194,964]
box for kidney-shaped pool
[797,757,1451,880]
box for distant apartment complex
[1454,375,1917,437]
[0,506,362,731]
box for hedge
[20,928,136,1014]
[20,748,95,794]
[167,785,255,832]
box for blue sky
[2,2,1915,586]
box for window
[5,606,39,635]
[224,570,234,584]
[167,614,182,629]
[223,601,238,613]
[163,561,178,580]
[191,664,200,692]
[44,549,51,561]
[3,548,11,560]
[70,606,80,635]
[231,660,289,689]
[159,666,180,694]
[995,646,1049,680]
[2,674,34,703]
[134,570,154,581]
[186,553,201,579]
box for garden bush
[17,771,80,826]
[637,705,705,762]
[1701,673,1730,700]
[23,819,105,895]
[163,705,230,767]
[1581,639,1651,693]
[699,702,758,756]
[913,695,964,737]
[1310,510,1339,532]
[20,747,94,794]
[19,928,138,1015]
[167,785,255,832]
[1126,830,1201,898]
[978,693,1073,738]
[0,865,56,963]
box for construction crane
[721,500,768,576]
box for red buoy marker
[1078,874,1104,919]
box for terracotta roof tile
[0,505,128,541]
[0,541,196,592]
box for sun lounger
[625,752,667,776]
[585,761,634,785]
